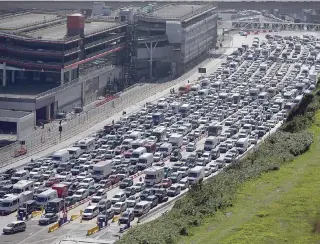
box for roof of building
[0,13,60,30]
[24,21,121,40]
[0,109,31,119]
[143,4,206,20]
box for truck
[52,183,68,198]
[169,133,183,148]
[92,160,113,181]
[144,167,165,187]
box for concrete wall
[55,82,83,112]
[137,46,172,60]
[17,113,35,140]
[0,100,35,111]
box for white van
[137,153,154,170]
[11,170,29,184]
[12,180,34,194]
[188,166,205,184]
[204,137,219,151]
[36,189,58,209]
[131,147,147,164]
[159,143,173,157]
[67,147,83,159]
[51,149,70,164]
[0,194,20,214]
[129,131,141,141]
[236,137,249,154]
[133,201,151,217]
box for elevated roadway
[1,0,319,11]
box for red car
[108,174,121,185]
[160,178,172,188]
[114,146,124,155]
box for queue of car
[0,33,318,234]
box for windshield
[84,209,93,213]
[145,175,156,179]
[12,188,23,194]
[131,153,140,159]
[188,172,199,178]
[52,156,62,161]
[1,202,11,207]
[159,147,168,152]
[37,196,47,203]
[134,205,143,209]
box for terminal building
[0,4,218,140]
[134,4,218,79]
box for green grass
[179,112,320,244]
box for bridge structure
[1,0,320,11]
[219,20,320,32]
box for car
[112,202,127,215]
[38,213,59,225]
[126,195,140,208]
[140,189,154,200]
[97,199,112,212]
[3,221,26,234]
[186,142,196,152]
[119,210,134,224]
[169,172,182,183]
[82,206,99,220]
[91,189,107,203]
[178,178,189,190]
[65,196,77,207]
[160,178,172,188]
[124,186,136,197]
[154,188,169,203]
[204,167,213,177]
[132,182,146,192]
[119,178,133,189]
[108,175,121,185]
[153,152,164,162]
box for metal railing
[85,33,125,48]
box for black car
[128,165,138,175]
[146,195,158,209]
[170,150,182,162]
[119,211,134,224]
[119,178,133,189]
[38,213,59,225]
[154,188,169,203]
[124,187,136,197]
[140,189,154,201]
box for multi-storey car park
[0,11,126,140]
[0,3,218,144]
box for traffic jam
[0,33,318,235]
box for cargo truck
[92,160,113,181]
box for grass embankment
[119,92,320,244]
[179,111,320,244]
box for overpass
[1,0,320,11]
[219,20,320,31]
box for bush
[118,93,317,244]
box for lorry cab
[18,200,37,215]
[36,189,58,210]
[45,198,64,213]
[130,147,147,165]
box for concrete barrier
[87,225,99,236]
[112,215,119,223]
[71,214,80,221]
[48,222,59,233]
[31,211,42,218]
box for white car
[126,195,140,208]
[112,202,127,215]
[153,152,163,162]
